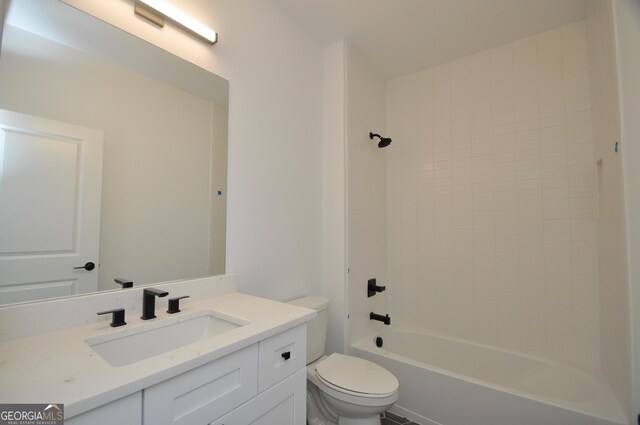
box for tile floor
[381,411,421,425]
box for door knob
[74,262,96,271]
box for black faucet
[370,312,391,325]
[141,288,169,320]
[115,278,133,289]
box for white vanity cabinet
[67,324,307,425]
[1,287,316,425]
[142,324,306,425]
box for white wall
[346,46,389,344]
[386,22,600,366]
[322,41,348,354]
[61,0,325,301]
[0,26,217,291]
[613,0,640,421]
[585,0,630,418]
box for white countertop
[0,292,315,418]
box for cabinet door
[210,368,306,425]
[143,345,258,425]
[65,392,141,425]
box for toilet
[288,296,399,425]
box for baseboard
[388,404,442,425]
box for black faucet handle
[97,308,126,327]
[167,296,190,314]
[367,278,387,297]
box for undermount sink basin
[85,310,249,367]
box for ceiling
[273,0,589,80]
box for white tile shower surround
[586,0,630,417]
[385,22,601,367]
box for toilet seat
[315,353,399,398]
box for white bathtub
[351,329,626,425]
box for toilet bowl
[288,296,399,425]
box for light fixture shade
[137,0,218,45]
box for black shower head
[378,137,392,148]
[370,132,392,148]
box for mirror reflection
[0,0,228,306]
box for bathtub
[351,329,626,425]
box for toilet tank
[287,296,329,364]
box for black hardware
[367,278,386,297]
[141,288,169,320]
[115,278,133,289]
[375,336,384,347]
[97,308,126,327]
[281,351,291,360]
[167,295,190,314]
[369,132,392,148]
[74,262,95,271]
[370,312,391,325]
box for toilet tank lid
[287,296,329,311]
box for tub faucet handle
[367,278,387,297]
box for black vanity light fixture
[369,132,392,148]
[134,0,218,45]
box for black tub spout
[370,312,391,325]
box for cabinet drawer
[143,344,258,425]
[209,368,306,425]
[258,324,306,392]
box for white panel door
[0,109,103,305]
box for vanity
[0,3,316,423]
[0,275,315,424]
